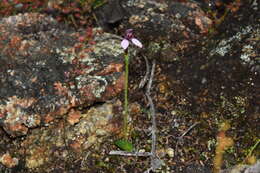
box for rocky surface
[0,0,259,172]
[220,161,260,173]
[118,0,259,71]
[0,101,123,172]
[21,102,121,171]
[120,0,213,62]
[0,13,125,137]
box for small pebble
[171,110,177,116]
[139,149,146,153]
[166,148,174,158]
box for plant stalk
[123,53,129,139]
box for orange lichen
[195,14,213,33]
[213,122,234,173]
[0,153,19,168]
[67,109,81,125]
[44,114,54,124]
[103,74,125,98]
[245,155,257,165]
[8,122,28,134]
[69,139,83,152]
[9,35,22,49]
[227,0,241,13]
[96,63,123,76]
[53,82,69,96]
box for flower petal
[131,38,142,48]
[121,39,129,50]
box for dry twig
[175,122,200,156]
[145,60,162,172]
[109,151,152,157]
[109,59,162,172]
[139,55,150,88]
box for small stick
[175,122,199,155]
[109,151,152,157]
[146,59,155,95]
[146,60,162,171]
[139,55,150,88]
[178,122,199,139]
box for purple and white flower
[121,29,142,50]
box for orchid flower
[121,29,143,50]
[120,29,143,139]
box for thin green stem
[123,53,129,139]
[245,139,260,160]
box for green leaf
[114,139,134,152]
[91,0,107,9]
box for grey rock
[0,13,125,137]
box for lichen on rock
[121,0,213,62]
[0,13,124,137]
[22,102,121,171]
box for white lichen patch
[127,0,168,11]
[210,26,253,57]
[211,41,231,57]
[23,114,41,128]
[241,27,259,67]
[90,76,108,98]
[251,0,258,10]
[0,96,36,125]
[56,31,123,73]
[240,45,254,63]
[93,38,123,57]
[76,75,108,98]
[0,13,56,27]
[129,15,149,24]
[56,47,77,64]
